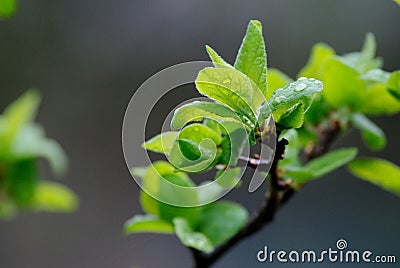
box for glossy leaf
[276,102,304,130]
[205,45,232,68]
[348,158,400,195]
[173,218,214,253]
[124,214,174,234]
[234,20,267,96]
[142,131,178,155]
[350,113,386,151]
[197,201,248,246]
[196,67,258,124]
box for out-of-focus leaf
[0,199,17,219]
[215,167,241,188]
[205,45,232,68]
[266,68,293,99]
[322,57,366,109]
[197,201,248,246]
[0,0,16,18]
[361,69,390,84]
[234,20,267,96]
[348,158,400,196]
[387,70,400,101]
[350,113,386,151]
[3,159,38,206]
[124,214,174,234]
[142,131,178,155]
[360,83,400,115]
[196,67,260,124]
[31,182,78,212]
[173,218,214,253]
[286,148,358,183]
[171,101,241,130]
[298,43,335,80]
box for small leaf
[197,201,248,246]
[276,102,305,130]
[142,131,178,155]
[124,214,174,234]
[205,45,232,68]
[173,218,214,253]
[171,101,241,130]
[387,70,400,101]
[0,0,16,18]
[360,83,400,115]
[267,77,323,121]
[218,121,248,166]
[234,20,267,96]
[322,57,366,109]
[350,113,386,151]
[287,148,358,183]
[196,67,258,124]
[348,158,400,196]
[31,182,78,212]
[266,68,293,99]
[298,43,335,80]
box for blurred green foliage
[0,0,16,18]
[0,90,78,219]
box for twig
[191,122,341,268]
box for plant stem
[191,122,341,268]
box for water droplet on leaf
[295,83,307,91]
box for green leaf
[215,167,241,188]
[387,70,400,101]
[0,0,16,18]
[350,113,386,151]
[276,102,305,130]
[124,214,174,234]
[195,67,259,124]
[348,158,400,195]
[0,199,17,219]
[359,83,400,115]
[3,159,38,206]
[298,43,335,80]
[361,69,390,84]
[205,45,232,68]
[395,0,400,5]
[266,68,293,99]
[234,20,267,96]
[31,182,78,212]
[322,57,366,109]
[197,201,248,246]
[218,121,248,166]
[173,218,214,253]
[286,148,358,183]
[171,101,241,130]
[1,90,41,150]
[142,131,178,155]
[139,162,200,224]
[267,77,323,121]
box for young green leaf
[142,131,178,155]
[205,45,232,68]
[348,158,400,196]
[276,102,305,130]
[350,113,386,151]
[173,218,214,253]
[234,20,267,96]
[124,214,174,234]
[286,148,358,183]
[387,70,400,101]
[0,0,16,18]
[359,83,400,115]
[218,121,248,166]
[322,57,366,109]
[195,67,258,124]
[266,68,293,99]
[267,77,323,121]
[31,182,78,212]
[298,43,335,80]
[197,201,248,246]
[215,167,241,188]
[171,101,241,130]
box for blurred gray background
[0,0,399,267]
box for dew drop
[275,96,286,103]
[298,77,307,81]
[295,83,307,91]
[309,78,316,81]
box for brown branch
[191,122,341,268]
